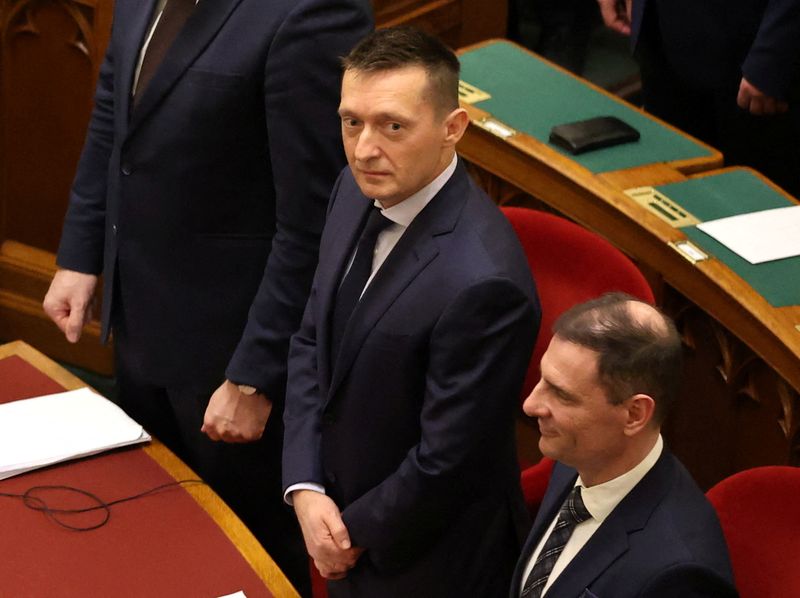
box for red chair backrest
[502,207,655,399]
[706,466,800,598]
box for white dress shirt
[284,153,458,503]
[520,435,664,597]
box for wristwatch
[235,383,258,396]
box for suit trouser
[113,330,310,597]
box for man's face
[523,336,630,477]
[338,66,453,207]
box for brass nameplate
[473,117,517,139]
[458,80,491,104]
[669,240,709,264]
[625,186,701,228]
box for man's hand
[737,77,789,115]
[293,490,363,580]
[42,269,98,343]
[598,0,632,35]
[201,380,272,442]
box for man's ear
[622,393,656,436]
[443,107,469,146]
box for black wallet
[549,116,640,154]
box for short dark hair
[553,292,682,424]
[342,26,460,114]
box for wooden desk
[460,115,800,489]
[0,340,298,598]
[455,42,800,489]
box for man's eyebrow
[337,108,410,122]
[544,377,575,401]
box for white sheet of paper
[697,205,800,264]
[0,387,150,480]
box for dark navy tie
[522,486,592,598]
[330,207,392,364]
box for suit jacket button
[121,164,132,175]
[112,224,118,235]
[322,412,336,425]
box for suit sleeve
[55,37,116,274]
[224,0,373,400]
[281,172,347,490]
[741,0,800,99]
[340,277,538,566]
[639,563,739,597]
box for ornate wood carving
[2,0,95,58]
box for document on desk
[697,205,800,264]
[0,387,151,480]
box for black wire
[0,479,205,531]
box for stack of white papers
[0,388,151,480]
[697,205,800,264]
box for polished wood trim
[143,442,300,597]
[459,107,800,393]
[0,240,113,374]
[0,340,298,598]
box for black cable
[0,479,205,531]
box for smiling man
[511,294,737,598]
[281,27,541,597]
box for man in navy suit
[281,27,541,597]
[42,0,372,592]
[511,293,737,598]
[598,0,800,196]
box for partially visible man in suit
[42,0,372,592]
[598,0,800,196]
[282,27,541,597]
[511,293,737,598]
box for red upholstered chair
[501,207,655,400]
[706,466,800,598]
[501,207,655,516]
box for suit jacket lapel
[326,163,470,402]
[118,0,159,123]
[542,451,676,598]
[129,0,243,131]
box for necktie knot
[560,485,591,526]
[359,207,393,246]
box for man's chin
[538,437,560,461]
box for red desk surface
[0,353,281,597]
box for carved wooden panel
[1,0,112,252]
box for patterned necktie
[134,0,196,105]
[521,486,592,598]
[330,207,392,364]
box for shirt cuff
[284,482,326,505]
